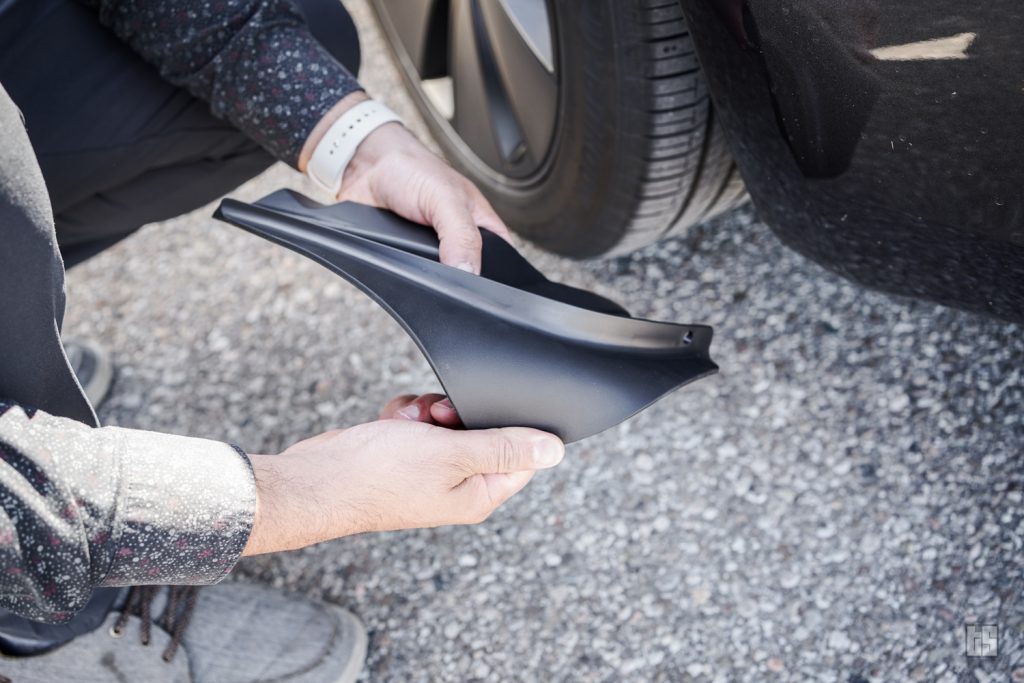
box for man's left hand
[299,93,511,274]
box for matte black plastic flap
[215,191,717,442]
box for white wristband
[307,100,403,196]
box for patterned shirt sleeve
[80,0,363,165]
[0,402,256,623]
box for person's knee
[292,0,362,75]
[55,131,274,268]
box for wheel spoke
[378,0,558,178]
[374,0,446,76]
[449,0,557,176]
[450,0,509,171]
[494,0,555,73]
[479,0,558,171]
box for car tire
[371,0,746,258]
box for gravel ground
[61,2,1023,681]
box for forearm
[0,402,254,622]
[242,452,361,556]
[239,410,564,559]
[80,0,363,165]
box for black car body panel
[680,0,1024,322]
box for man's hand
[298,93,511,274]
[242,394,564,556]
[379,392,463,427]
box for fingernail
[397,404,420,420]
[437,398,455,411]
[455,262,476,274]
[531,435,564,467]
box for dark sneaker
[63,338,114,408]
[0,583,367,682]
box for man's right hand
[242,396,565,556]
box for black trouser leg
[0,0,362,268]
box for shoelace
[111,585,199,663]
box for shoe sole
[73,338,114,408]
[328,606,368,683]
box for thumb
[457,427,565,474]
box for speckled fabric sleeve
[79,0,363,165]
[0,402,256,623]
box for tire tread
[604,0,747,256]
